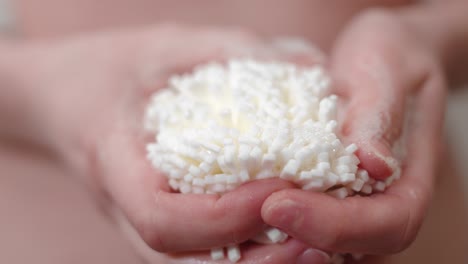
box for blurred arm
[399,0,468,87]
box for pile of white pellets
[144,59,400,263]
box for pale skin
[1,1,468,263]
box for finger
[98,130,296,253]
[145,179,295,252]
[330,43,417,180]
[261,72,446,254]
[167,239,329,264]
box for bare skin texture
[2,1,468,263]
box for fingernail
[296,249,330,264]
[356,146,396,180]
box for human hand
[261,9,446,257]
[6,25,329,263]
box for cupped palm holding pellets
[144,59,402,263]
[0,10,447,264]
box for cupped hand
[262,9,446,256]
[9,25,328,263]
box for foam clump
[144,59,399,263]
[145,60,376,195]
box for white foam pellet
[211,248,225,261]
[328,187,349,199]
[280,159,300,179]
[361,184,373,194]
[227,175,239,184]
[374,181,387,192]
[317,162,331,172]
[192,186,205,194]
[300,171,313,180]
[302,180,325,191]
[325,172,339,186]
[325,120,338,132]
[239,170,250,182]
[205,175,215,185]
[310,169,325,178]
[193,178,205,187]
[183,174,193,182]
[341,173,356,183]
[345,144,358,154]
[189,165,202,177]
[350,178,365,192]
[357,169,370,182]
[251,230,277,244]
[317,152,329,163]
[168,179,179,190]
[295,148,312,163]
[179,184,191,194]
[199,162,212,173]
[385,176,395,186]
[214,174,228,183]
[336,165,351,174]
[211,184,226,193]
[249,146,263,162]
[144,59,401,264]
[337,156,353,165]
[227,245,241,263]
[200,141,221,153]
[265,227,289,243]
[262,153,276,168]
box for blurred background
[1,0,467,263]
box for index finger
[99,130,295,253]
